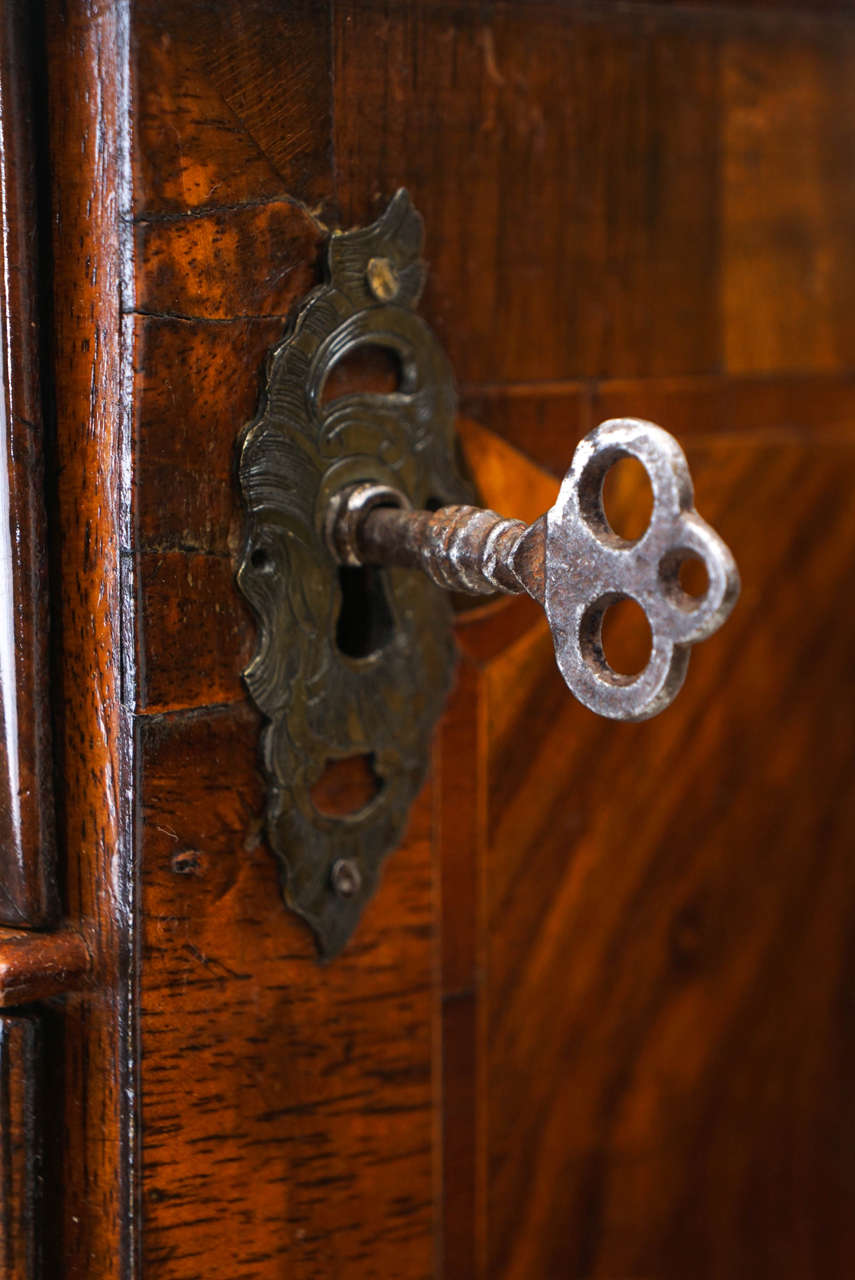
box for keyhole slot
[335,565,396,659]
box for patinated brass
[236,191,466,958]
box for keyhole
[335,565,396,659]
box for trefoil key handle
[326,417,739,722]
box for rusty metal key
[326,418,740,721]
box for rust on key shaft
[329,482,547,603]
[358,504,547,602]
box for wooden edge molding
[0,0,59,929]
[0,1014,42,1279]
[0,928,90,1007]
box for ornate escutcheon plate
[236,191,466,957]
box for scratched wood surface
[130,3,441,1277]
[44,2,137,1274]
[0,1015,41,1280]
[41,0,855,1275]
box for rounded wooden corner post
[45,0,138,1275]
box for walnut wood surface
[0,1015,41,1280]
[480,438,855,1279]
[0,928,89,1007]
[45,1,137,1274]
[39,0,855,1275]
[0,0,57,927]
[139,706,435,1277]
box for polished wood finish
[0,928,89,1007]
[0,1015,41,1280]
[334,1,722,384]
[481,441,855,1278]
[30,0,855,1276]
[125,2,855,1276]
[0,0,56,927]
[45,1,136,1274]
[139,707,435,1277]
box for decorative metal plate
[236,191,465,958]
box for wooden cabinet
[2,0,855,1275]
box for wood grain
[45,1,136,1275]
[334,1,722,385]
[436,654,484,1280]
[128,4,440,1277]
[483,439,855,1279]
[0,0,57,927]
[594,371,855,440]
[0,928,89,1007]
[334,5,855,1276]
[132,315,287,554]
[459,383,591,482]
[723,24,855,373]
[36,0,855,1274]
[0,1015,41,1280]
[132,0,332,217]
[136,550,252,714]
[134,199,319,321]
[139,703,436,1279]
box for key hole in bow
[659,549,710,611]
[601,455,654,542]
[582,594,653,683]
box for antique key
[238,192,742,952]
[326,416,739,722]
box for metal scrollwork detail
[237,190,465,958]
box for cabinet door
[43,1,855,1276]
